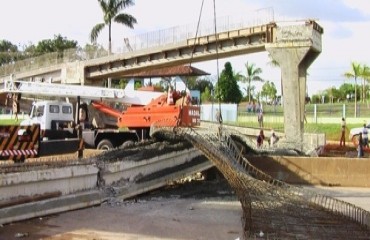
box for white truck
[0,79,141,161]
[1,76,200,161]
[21,100,139,150]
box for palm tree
[344,62,362,117]
[90,0,137,54]
[239,62,263,102]
[361,64,370,102]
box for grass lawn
[231,121,359,142]
[0,119,22,125]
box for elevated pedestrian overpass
[0,9,324,150]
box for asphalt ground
[0,179,369,240]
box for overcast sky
[1,0,370,96]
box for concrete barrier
[248,156,370,187]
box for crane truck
[0,78,200,162]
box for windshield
[31,105,45,118]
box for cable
[213,0,222,124]
[189,0,205,69]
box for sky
[1,0,370,97]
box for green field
[0,119,22,125]
[234,121,358,142]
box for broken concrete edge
[112,161,214,200]
[0,161,214,226]
[0,190,103,225]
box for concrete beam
[0,148,209,225]
[100,148,202,185]
[0,190,103,225]
[0,165,99,201]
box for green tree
[23,35,78,59]
[193,77,214,93]
[0,40,19,66]
[261,81,277,103]
[239,61,263,102]
[90,0,137,54]
[361,64,370,102]
[201,86,213,103]
[338,83,355,101]
[344,62,362,117]
[325,87,341,103]
[215,62,242,103]
[26,35,77,55]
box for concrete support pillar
[266,47,320,150]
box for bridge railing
[123,8,274,52]
[0,8,274,78]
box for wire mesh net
[156,125,370,239]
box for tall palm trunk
[355,77,357,117]
[108,22,112,55]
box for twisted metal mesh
[162,125,370,239]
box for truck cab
[21,101,74,130]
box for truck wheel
[97,139,113,150]
[121,140,134,149]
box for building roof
[122,65,210,78]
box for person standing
[358,134,364,158]
[167,86,174,105]
[257,110,264,128]
[270,129,279,147]
[12,93,20,122]
[215,108,223,140]
[339,117,346,147]
[257,129,265,148]
[362,124,369,148]
[215,108,223,124]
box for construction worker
[12,93,20,121]
[167,86,174,105]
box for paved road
[304,185,370,212]
[0,182,369,240]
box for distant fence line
[238,103,370,125]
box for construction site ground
[0,138,369,239]
[0,177,369,240]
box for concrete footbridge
[0,12,323,150]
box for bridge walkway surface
[154,125,370,239]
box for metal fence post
[343,104,346,118]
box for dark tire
[121,140,134,149]
[97,139,113,150]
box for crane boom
[2,79,125,100]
